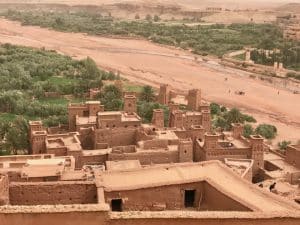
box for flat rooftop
[22,158,66,178]
[264,152,299,173]
[46,133,82,151]
[224,158,253,178]
[156,130,179,140]
[121,112,141,122]
[98,111,122,116]
[97,161,299,212]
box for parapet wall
[0,207,300,225]
[9,181,97,205]
[108,149,178,165]
[109,214,300,225]
[0,204,109,225]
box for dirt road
[0,18,299,145]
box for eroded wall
[0,208,108,225]
[9,181,97,205]
[0,175,9,205]
[108,149,178,165]
[105,182,204,211]
[105,181,251,212]
[95,128,137,148]
[286,146,300,169]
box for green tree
[55,17,64,26]
[5,116,29,155]
[243,124,254,138]
[140,85,156,102]
[213,117,229,130]
[255,124,277,139]
[137,101,169,125]
[224,108,244,124]
[100,85,123,111]
[32,82,45,98]
[210,102,221,115]
[81,57,101,80]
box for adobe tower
[187,89,201,111]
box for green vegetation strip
[2,10,298,60]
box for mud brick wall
[9,181,97,205]
[0,175,9,205]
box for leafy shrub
[278,140,291,151]
[243,124,254,138]
[255,124,277,139]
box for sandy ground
[0,18,299,145]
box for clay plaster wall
[79,128,95,149]
[194,141,249,162]
[243,168,253,182]
[205,150,248,161]
[9,182,97,205]
[105,182,204,211]
[285,171,300,185]
[6,171,22,182]
[81,154,108,167]
[194,141,203,162]
[95,129,137,148]
[68,151,83,169]
[108,149,178,165]
[0,210,108,225]
[0,175,9,205]
[1,212,300,225]
[105,181,251,212]
[286,146,300,169]
[1,210,300,225]
[109,217,300,225]
[47,147,67,156]
[201,182,250,211]
[142,139,168,149]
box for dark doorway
[111,199,122,212]
[184,190,195,207]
